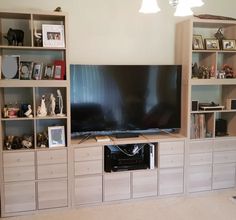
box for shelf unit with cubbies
[176,17,236,193]
[0,10,69,217]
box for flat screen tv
[70,65,182,137]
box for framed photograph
[222,39,236,50]
[48,126,65,148]
[193,35,204,50]
[32,63,43,80]
[54,60,65,80]
[1,55,20,79]
[43,64,54,79]
[20,61,34,80]
[42,24,65,47]
[205,38,220,50]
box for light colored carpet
[2,189,236,220]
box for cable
[77,133,92,144]
[114,143,146,157]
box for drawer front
[38,164,67,179]
[189,141,213,153]
[214,139,236,151]
[4,166,35,182]
[159,154,184,168]
[159,168,184,195]
[4,181,36,213]
[75,160,102,176]
[189,153,212,166]
[188,165,212,192]
[213,163,236,189]
[3,152,34,167]
[74,147,102,161]
[75,175,102,205]
[38,179,68,209]
[213,151,236,164]
[37,149,67,165]
[159,141,184,155]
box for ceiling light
[139,0,161,14]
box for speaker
[226,99,236,110]
[192,100,198,111]
[215,119,227,136]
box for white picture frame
[42,24,65,47]
[48,126,65,148]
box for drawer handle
[50,171,54,175]
[17,159,21,162]
[50,157,53,160]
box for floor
[2,189,236,220]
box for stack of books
[191,114,206,139]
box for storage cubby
[0,10,69,217]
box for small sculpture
[222,64,234,78]
[34,28,42,47]
[21,135,33,149]
[24,105,33,118]
[57,89,65,116]
[54,7,62,12]
[37,95,47,117]
[49,93,56,115]
[214,27,224,49]
[4,28,24,46]
[37,131,48,148]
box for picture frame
[20,61,34,80]
[42,24,65,48]
[205,38,220,50]
[222,39,236,50]
[192,35,204,50]
[54,60,65,80]
[32,63,43,80]
[1,55,20,79]
[43,64,54,79]
[48,126,65,148]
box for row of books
[190,114,206,139]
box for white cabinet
[158,140,185,195]
[104,172,131,201]
[132,170,157,198]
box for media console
[104,143,155,172]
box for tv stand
[115,133,140,138]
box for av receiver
[104,143,155,172]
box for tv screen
[70,65,182,136]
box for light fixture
[139,0,161,14]
[139,0,204,16]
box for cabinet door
[132,170,157,198]
[74,160,102,176]
[4,181,36,213]
[212,163,236,189]
[74,147,102,161]
[159,141,184,155]
[4,166,35,182]
[188,165,212,192]
[159,154,184,168]
[159,168,184,195]
[37,179,68,209]
[37,163,67,179]
[104,172,130,201]
[37,149,67,165]
[75,175,102,205]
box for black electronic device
[104,143,155,172]
[215,119,228,136]
[70,65,182,136]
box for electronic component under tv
[70,64,182,136]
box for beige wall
[1,0,236,64]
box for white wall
[1,0,236,64]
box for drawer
[37,149,67,165]
[159,141,184,155]
[4,181,36,213]
[3,152,34,167]
[189,152,212,166]
[38,163,67,179]
[74,147,102,161]
[213,151,236,164]
[4,166,35,182]
[38,179,68,209]
[159,154,184,168]
[75,160,102,176]
[214,139,236,151]
[189,141,213,153]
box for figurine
[4,28,24,46]
[24,105,33,118]
[37,131,48,148]
[222,64,234,78]
[34,28,42,47]
[56,89,65,116]
[49,93,56,115]
[214,27,224,50]
[21,135,33,149]
[37,95,47,117]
